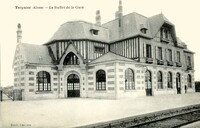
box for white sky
[1,0,200,87]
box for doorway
[67,74,80,97]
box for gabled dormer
[148,13,177,45]
[160,25,174,43]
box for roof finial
[16,23,22,43]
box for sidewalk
[1,93,200,128]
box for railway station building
[13,1,195,100]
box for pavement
[181,121,200,128]
[1,93,200,128]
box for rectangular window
[168,49,172,61]
[53,78,57,81]
[29,71,34,75]
[29,83,34,86]
[188,56,191,66]
[161,28,169,39]
[14,78,18,82]
[158,47,162,60]
[29,77,34,81]
[94,46,105,54]
[90,29,99,35]
[29,89,34,92]
[177,51,180,62]
[146,44,152,58]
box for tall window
[161,28,169,39]
[167,72,173,88]
[188,56,191,66]
[168,49,172,61]
[36,71,51,91]
[96,70,106,90]
[158,47,162,60]
[176,73,181,88]
[164,29,168,39]
[125,68,135,90]
[177,51,180,62]
[157,71,163,89]
[146,44,152,58]
[63,52,79,65]
[145,70,152,88]
[187,74,192,88]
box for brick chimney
[16,23,22,43]
[96,10,101,25]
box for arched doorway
[67,74,80,97]
[176,73,181,94]
[145,70,152,96]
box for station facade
[13,1,195,100]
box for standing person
[185,85,187,93]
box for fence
[13,89,23,101]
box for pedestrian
[185,85,187,93]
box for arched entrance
[145,70,152,96]
[67,74,80,97]
[176,73,181,94]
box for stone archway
[67,74,80,97]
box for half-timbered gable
[13,1,195,100]
[46,21,110,63]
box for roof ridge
[103,12,147,25]
[21,43,45,47]
[62,20,109,29]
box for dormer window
[161,27,169,39]
[141,28,147,34]
[140,24,148,34]
[90,29,99,35]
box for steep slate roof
[102,12,175,42]
[22,12,192,66]
[89,52,134,64]
[176,37,187,48]
[21,43,52,65]
[103,12,152,42]
[49,20,109,43]
[148,13,174,38]
[47,13,177,43]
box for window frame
[96,70,106,91]
[157,71,163,89]
[94,46,105,54]
[125,68,135,90]
[63,52,80,65]
[177,51,181,62]
[168,49,172,61]
[167,72,173,88]
[146,44,152,58]
[158,47,163,60]
[36,71,51,92]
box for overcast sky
[1,0,200,87]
